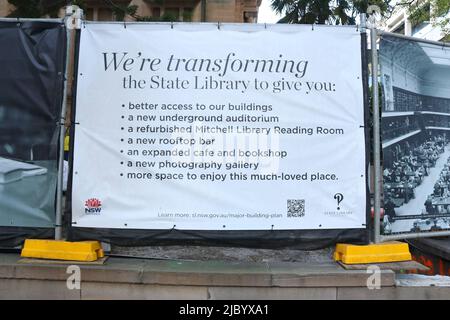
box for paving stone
[207,286,337,300]
[338,286,450,300]
[272,270,396,287]
[0,279,80,300]
[81,282,208,300]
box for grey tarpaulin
[0,20,66,246]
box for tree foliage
[271,0,449,33]
[7,0,66,18]
[271,0,390,24]
[111,4,138,21]
[6,0,142,21]
[402,0,449,36]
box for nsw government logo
[84,198,102,215]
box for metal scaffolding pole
[55,5,81,240]
[370,14,382,244]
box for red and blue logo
[84,198,102,214]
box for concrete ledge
[3,278,450,300]
[3,253,434,299]
[0,253,396,288]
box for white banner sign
[72,23,367,230]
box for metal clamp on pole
[65,5,83,30]
[359,13,366,34]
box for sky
[257,0,283,24]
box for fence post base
[21,239,104,262]
[334,241,412,264]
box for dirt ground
[111,245,335,263]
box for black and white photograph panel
[380,35,450,235]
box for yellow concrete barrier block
[334,241,412,264]
[21,239,104,262]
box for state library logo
[84,198,102,215]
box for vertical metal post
[55,6,77,240]
[201,0,206,22]
[360,13,366,32]
[370,15,382,244]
